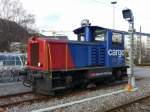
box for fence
[0,53,26,82]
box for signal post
[122,8,137,91]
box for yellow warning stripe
[45,42,49,70]
[47,43,52,78]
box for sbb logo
[108,49,124,57]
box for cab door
[106,30,125,67]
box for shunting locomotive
[24,20,127,95]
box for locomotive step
[51,86,66,91]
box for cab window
[112,32,122,44]
[94,30,106,41]
[77,33,85,41]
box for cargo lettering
[108,49,124,57]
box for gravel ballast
[5,77,150,112]
[111,97,150,112]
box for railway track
[105,95,150,112]
[0,91,50,108]
[0,78,142,109]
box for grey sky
[20,0,150,34]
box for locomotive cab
[74,20,125,67]
[74,23,106,43]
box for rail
[0,91,49,108]
[105,94,150,112]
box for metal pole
[111,1,117,29]
[122,8,137,91]
[113,4,115,29]
[139,26,142,64]
[128,19,135,88]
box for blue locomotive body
[69,26,125,69]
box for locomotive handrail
[47,43,53,78]
[65,44,68,71]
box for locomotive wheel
[81,78,89,89]
[65,76,73,88]
[32,79,37,92]
[115,70,123,81]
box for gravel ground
[0,82,31,96]
[4,77,150,112]
[112,97,150,112]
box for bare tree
[0,0,35,29]
[0,0,35,51]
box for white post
[138,26,142,64]
[111,1,117,29]
[128,19,136,88]
[122,8,137,91]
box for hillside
[0,19,30,51]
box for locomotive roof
[73,26,106,34]
[73,25,150,37]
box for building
[124,32,150,63]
